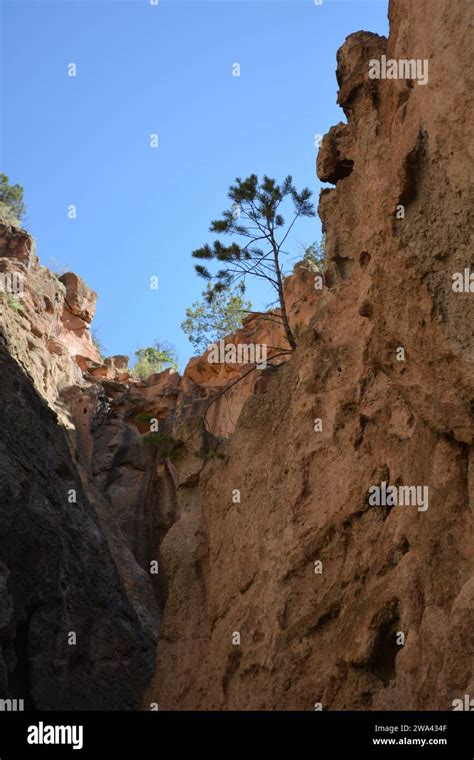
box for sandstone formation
[0,341,158,709]
[0,233,159,710]
[0,226,100,426]
[145,0,473,710]
[0,224,318,709]
[0,0,472,713]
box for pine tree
[192,174,316,351]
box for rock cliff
[145,0,473,710]
[0,223,318,708]
[0,0,472,712]
[0,230,160,709]
[0,339,158,709]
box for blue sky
[1,0,389,369]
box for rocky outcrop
[57,262,320,611]
[0,341,158,710]
[144,0,473,710]
[0,225,319,710]
[0,229,100,425]
[0,230,159,711]
[1,0,472,713]
[0,223,38,268]
[1,223,318,438]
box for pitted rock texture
[0,229,100,424]
[1,0,472,713]
[0,218,319,712]
[0,223,38,268]
[145,0,473,710]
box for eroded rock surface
[0,342,157,710]
[0,0,472,713]
[145,0,473,710]
[0,225,318,710]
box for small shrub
[298,239,325,270]
[181,283,252,354]
[293,322,302,342]
[0,174,26,226]
[135,412,154,425]
[144,431,181,460]
[204,449,226,461]
[0,201,21,227]
[133,342,179,380]
[7,295,22,312]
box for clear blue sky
[1,0,388,369]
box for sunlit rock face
[0,220,319,711]
[144,0,474,710]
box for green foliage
[181,283,252,354]
[133,341,179,380]
[300,239,325,269]
[135,412,154,425]
[0,174,26,226]
[292,322,302,342]
[144,431,180,460]
[0,202,21,227]
[192,174,316,350]
[6,295,22,312]
[204,449,226,462]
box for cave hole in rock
[327,159,354,184]
[222,648,243,693]
[43,296,54,314]
[398,130,428,207]
[370,613,401,687]
[336,256,356,280]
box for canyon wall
[145,0,473,710]
[0,221,318,708]
[0,0,472,712]
[0,227,161,709]
[0,340,158,709]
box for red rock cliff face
[0,230,159,709]
[145,0,473,710]
[1,0,472,713]
[0,220,319,656]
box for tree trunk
[272,242,296,350]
